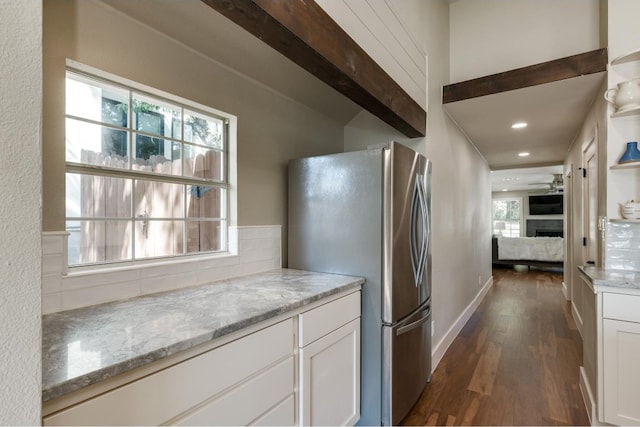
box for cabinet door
[299,318,360,426]
[603,319,640,425]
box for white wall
[343,0,493,368]
[449,0,600,82]
[0,0,42,424]
[563,81,607,408]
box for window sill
[66,251,239,278]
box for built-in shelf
[610,218,640,223]
[611,104,640,118]
[611,48,640,66]
[611,161,640,169]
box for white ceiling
[445,71,605,192]
[444,72,605,170]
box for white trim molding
[431,275,494,370]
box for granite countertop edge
[578,265,640,293]
[42,269,363,403]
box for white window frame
[64,60,237,270]
[492,196,523,238]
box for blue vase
[619,141,640,164]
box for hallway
[402,268,589,426]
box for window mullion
[183,185,187,255]
[66,163,228,188]
[131,178,136,261]
[65,67,230,267]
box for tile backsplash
[42,226,282,314]
[605,221,640,271]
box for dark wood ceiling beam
[201,0,426,138]
[443,48,608,104]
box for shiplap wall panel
[375,1,426,76]
[316,0,426,110]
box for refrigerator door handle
[409,178,420,286]
[396,307,431,336]
[409,175,424,287]
[417,175,429,286]
[415,174,428,286]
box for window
[65,69,230,266]
[492,198,522,237]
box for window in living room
[65,68,231,266]
[492,198,522,237]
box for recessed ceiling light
[518,152,530,157]
[502,189,508,192]
[512,122,528,129]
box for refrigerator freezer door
[382,303,432,425]
[383,143,429,324]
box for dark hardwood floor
[402,267,589,426]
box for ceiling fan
[528,173,564,194]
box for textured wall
[0,0,42,424]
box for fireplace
[527,219,563,238]
[536,230,563,237]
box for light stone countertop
[42,268,363,403]
[578,265,640,295]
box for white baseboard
[562,281,569,300]
[580,367,613,426]
[572,301,583,338]
[580,366,597,425]
[431,275,493,370]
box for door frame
[565,166,573,301]
[582,134,597,266]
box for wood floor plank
[456,392,482,426]
[400,267,589,426]
[541,352,573,424]
[468,341,502,395]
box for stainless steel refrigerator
[288,142,432,426]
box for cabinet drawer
[603,292,640,323]
[44,319,293,426]
[299,291,360,347]
[251,394,295,426]
[174,357,294,426]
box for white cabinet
[298,292,361,426]
[44,319,295,426]
[601,292,640,426]
[43,290,362,427]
